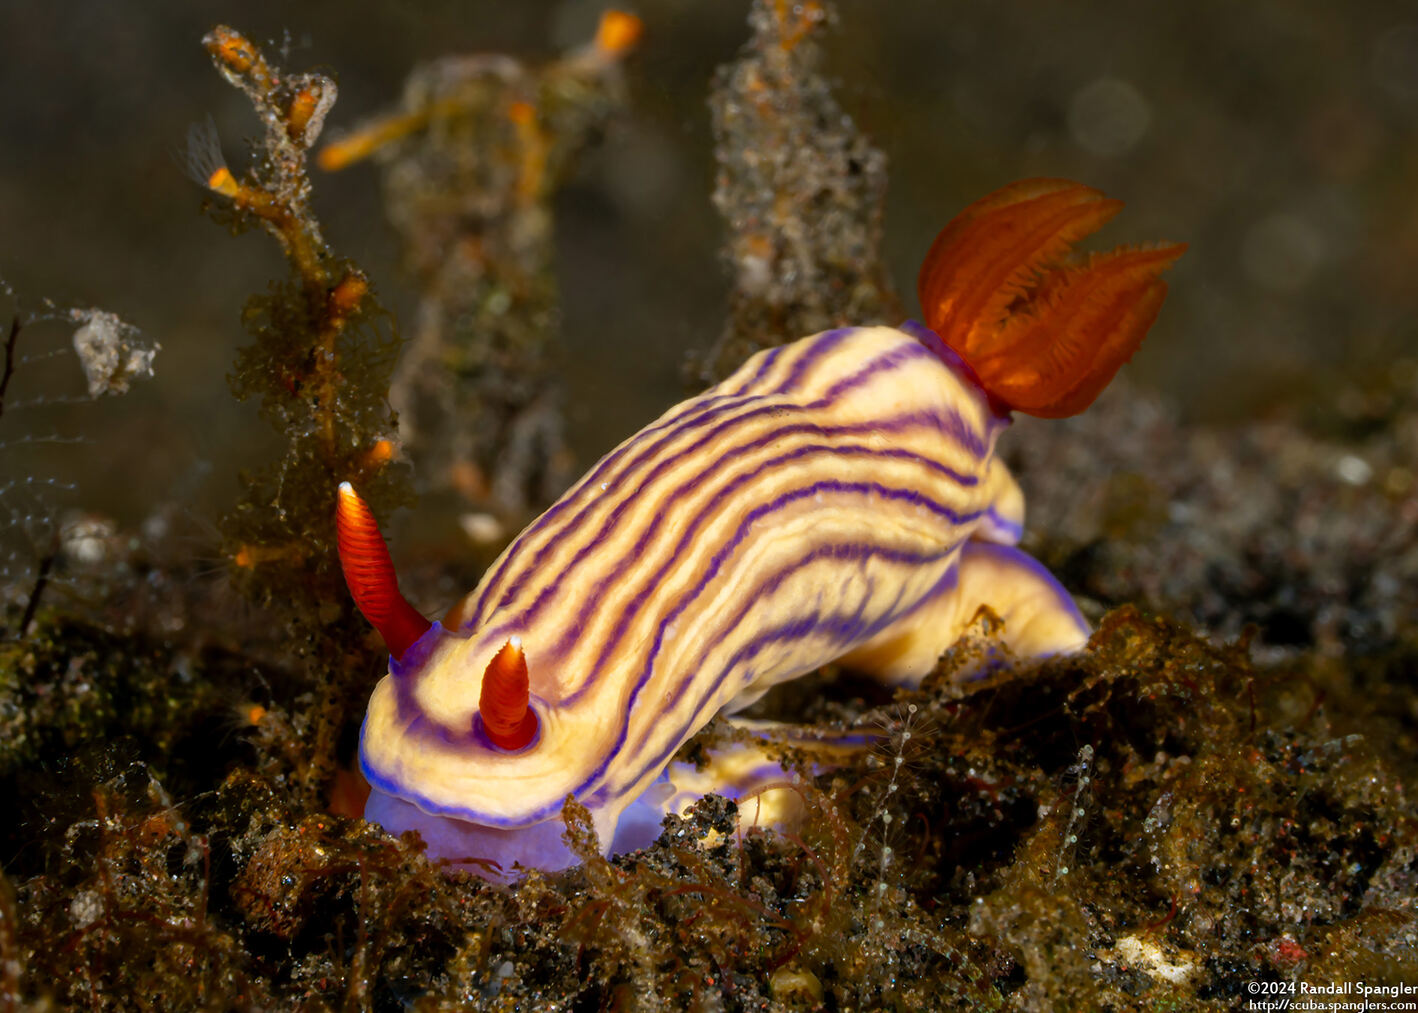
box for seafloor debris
[319,11,641,518]
[1009,369,1418,662]
[0,293,158,637]
[68,310,158,398]
[696,0,902,384]
[5,607,1416,1009]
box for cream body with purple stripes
[360,323,1089,872]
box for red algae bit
[479,637,539,751]
[326,766,372,819]
[917,178,1185,418]
[335,482,431,660]
[506,99,551,205]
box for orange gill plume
[478,638,538,751]
[335,482,431,660]
[917,178,1186,418]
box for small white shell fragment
[459,512,505,545]
[1113,933,1197,984]
[1334,453,1372,486]
[70,309,158,397]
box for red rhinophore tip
[335,482,431,660]
[479,637,538,751]
[917,178,1186,418]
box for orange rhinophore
[478,638,538,751]
[335,483,432,661]
[917,178,1185,418]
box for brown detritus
[14,763,257,1010]
[1009,368,1418,664]
[318,11,641,519]
[191,27,410,805]
[5,607,1417,1005]
[0,619,211,782]
[67,310,158,399]
[951,610,1418,1007]
[694,0,902,385]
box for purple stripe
[384,435,977,746]
[592,539,967,804]
[814,339,938,409]
[983,506,1023,543]
[561,435,977,678]
[572,476,981,716]
[360,724,538,828]
[771,326,854,394]
[466,331,854,622]
[633,478,978,709]
[465,391,751,619]
[367,502,968,829]
[721,338,792,396]
[469,335,977,628]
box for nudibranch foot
[364,721,871,880]
[365,787,583,880]
[917,178,1185,418]
[660,720,874,837]
[838,539,1090,684]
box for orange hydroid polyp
[917,178,1185,418]
[335,482,431,661]
[479,638,538,751]
[595,10,644,56]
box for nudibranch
[337,178,1184,876]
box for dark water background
[2,0,1414,534]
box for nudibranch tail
[917,178,1185,418]
[335,482,431,660]
[478,637,539,751]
